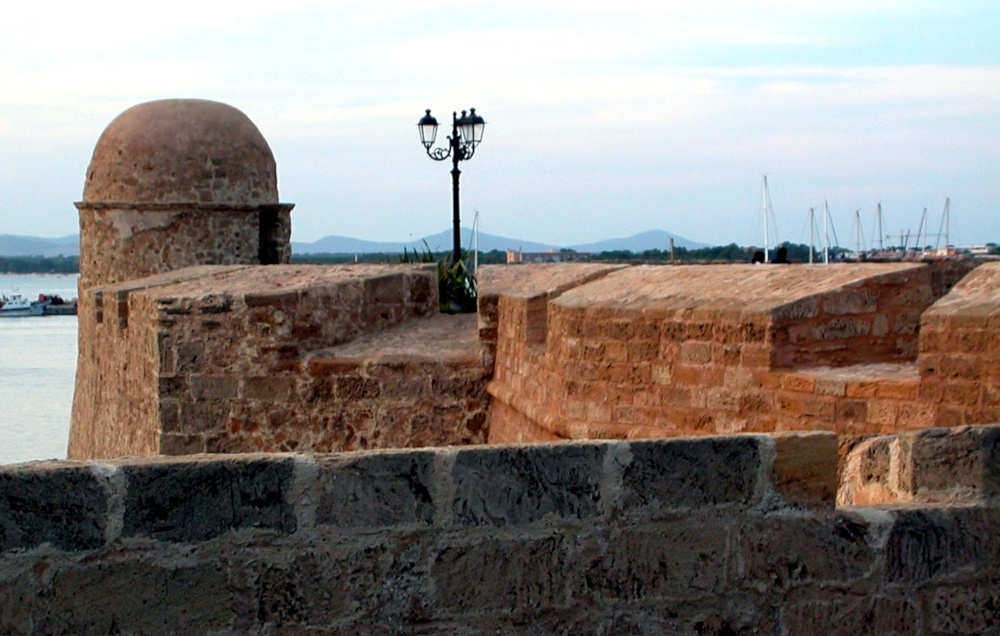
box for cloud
[1,2,997,245]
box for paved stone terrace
[318,312,480,364]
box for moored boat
[0,293,50,317]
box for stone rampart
[484,263,952,442]
[919,262,1000,427]
[3,429,998,633]
[69,264,491,459]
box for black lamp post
[417,108,485,264]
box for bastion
[12,98,994,631]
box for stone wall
[3,429,998,633]
[70,264,493,459]
[919,262,1000,427]
[76,204,292,290]
[71,258,994,462]
[840,424,1000,506]
[485,263,949,442]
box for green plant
[400,241,477,313]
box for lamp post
[417,108,485,264]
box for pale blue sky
[1,1,997,248]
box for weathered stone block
[680,341,712,364]
[822,290,877,315]
[316,450,435,528]
[363,274,405,304]
[335,376,381,400]
[254,543,395,625]
[242,376,295,401]
[838,436,898,506]
[122,457,296,542]
[179,399,229,433]
[619,437,761,515]
[735,514,875,588]
[883,507,1000,584]
[781,594,918,635]
[926,585,1000,634]
[818,317,870,340]
[772,297,819,321]
[907,426,995,502]
[836,399,867,423]
[579,521,728,602]
[771,432,837,507]
[245,290,297,308]
[190,375,238,400]
[159,433,207,455]
[32,560,233,634]
[0,466,108,552]
[431,533,570,613]
[450,443,605,526]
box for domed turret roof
[83,99,278,205]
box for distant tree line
[585,242,848,264]
[0,255,79,273]
[0,242,856,274]
[291,250,511,265]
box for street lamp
[417,108,486,264]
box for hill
[0,234,80,257]
[1,228,709,257]
[292,228,559,255]
[568,229,707,252]
[293,228,706,254]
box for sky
[0,1,997,249]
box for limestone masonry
[6,98,996,631]
[2,429,999,632]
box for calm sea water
[0,274,79,465]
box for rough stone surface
[121,455,296,542]
[839,424,1000,506]
[316,450,436,528]
[0,463,107,552]
[485,260,999,445]
[450,442,606,525]
[772,431,839,506]
[619,436,761,513]
[1,434,997,633]
[68,264,489,460]
[83,99,277,206]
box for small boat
[39,293,77,316]
[0,293,50,317]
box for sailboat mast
[944,197,951,248]
[762,175,769,263]
[823,200,830,264]
[877,202,884,250]
[855,209,862,256]
[809,207,815,264]
[918,207,927,256]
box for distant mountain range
[0,234,80,257]
[0,228,708,257]
[292,228,708,254]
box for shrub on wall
[400,242,477,313]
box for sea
[0,274,79,465]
